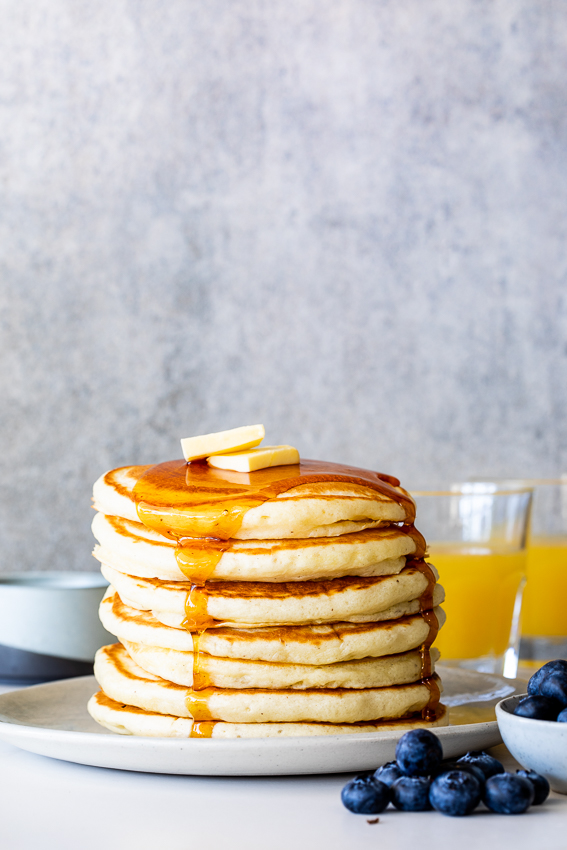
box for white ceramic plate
[0,666,523,776]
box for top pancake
[93,460,415,540]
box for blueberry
[528,660,567,695]
[430,759,461,779]
[457,751,505,780]
[557,707,567,722]
[395,729,443,777]
[429,770,482,816]
[516,769,550,805]
[430,760,485,788]
[539,671,567,709]
[341,774,390,814]
[484,773,535,814]
[374,761,403,787]
[513,695,562,720]
[430,759,458,773]
[391,775,432,811]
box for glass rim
[467,477,567,487]
[410,485,534,497]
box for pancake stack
[88,456,447,737]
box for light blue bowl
[496,694,567,794]
[0,572,112,661]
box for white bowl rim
[0,572,108,589]
[496,693,567,727]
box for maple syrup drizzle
[403,525,427,560]
[185,688,216,721]
[183,584,216,631]
[192,629,212,690]
[409,559,436,612]
[175,538,230,583]
[414,560,440,673]
[132,458,415,541]
[187,630,216,725]
[190,721,217,738]
[418,609,439,678]
[403,558,441,718]
[176,536,225,681]
[421,675,441,721]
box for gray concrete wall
[0,0,566,571]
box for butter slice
[207,445,300,472]
[181,424,265,462]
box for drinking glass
[412,484,533,678]
[469,477,567,663]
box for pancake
[88,689,448,737]
[152,592,445,630]
[92,460,415,540]
[122,638,441,689]
[101,562,443,627]
[100,588,446,664]
[94,643,442,723]
[92,511,424,582]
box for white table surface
[1,684,566,850]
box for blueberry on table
[557,707,567,722]
[429,759,461,779]
[527,660,567,695]
[437,761,486,788]
[484,773,535,814]
[516,770,550,806]
[395,729,443,777]
[341,774,390,814]
[513,695,562,720]
[429,770,482,817]
[539,671,567,709]
[457,751,504,780]
[391,775,432,811]
[374,761,403,787]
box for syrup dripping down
[178,536,223,703]
[179,537,224,700]
[187,632,216,734]
[192,629,212,691]
[185,688,216,721]
[175,538,230,583]
[421,675,441,722]
[418,610,439,678]
[183,584,216,631]
[406,558,441,720]
[190,721,217,738]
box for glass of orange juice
[522,479,567,662]
[412,484,533,678]
[469,478,567,664]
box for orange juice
[522,537,567,637]
[428,546,526,660]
